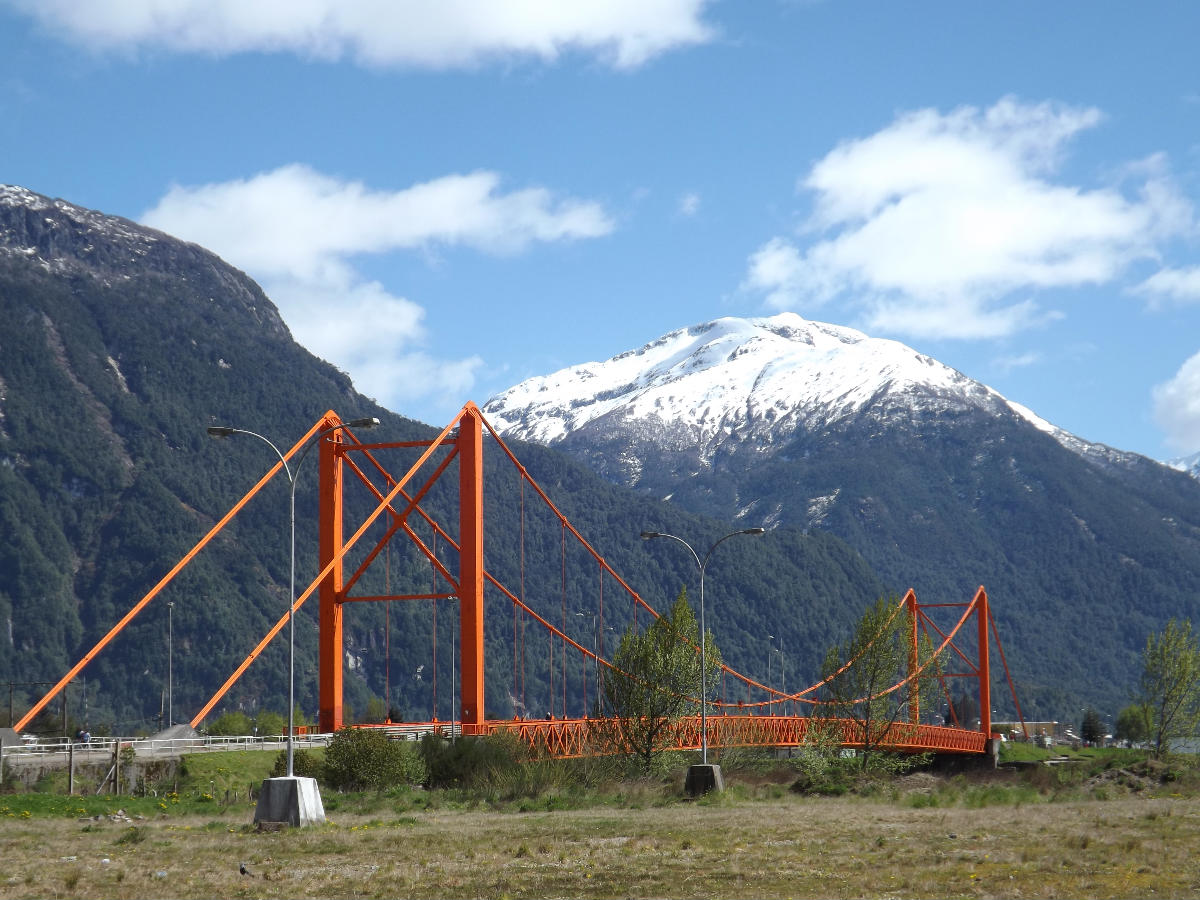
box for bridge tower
[316,404,486,733]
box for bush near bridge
[322,729,426,792]
[269,748,324,780]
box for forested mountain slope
[0,187,888,732]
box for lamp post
[640,527,764,766]
[207,416,378,779]
[167,601,174,728]
[766,634,773,716]
[775,639,786,717]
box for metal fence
[1,732,334,760]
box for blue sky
[3,1,1200,461]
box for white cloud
[1135,266,1200,307]
[1153,351,1200,454]
[142,164,612,415]
[678,191,701,217]
[742,97,1194,340]
[9,0,715,69]
[991,351,1042,374]
[144,164,612,279]
[744,237,806,308]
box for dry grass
[3,792,1200,898]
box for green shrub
[323,729,426,792]
[255,710,286,737]
[420,732,526,790]
[115,826,147,845]
[270,748,323,779]
[207,711,252,736]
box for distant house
[993,720,1063,744]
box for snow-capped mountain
[484,312,1134,484]
[1168,450,1200,481]
[484,311,1200,720]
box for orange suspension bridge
[16,405,1027,758]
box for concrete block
[685,763,724,796]
[254,776,325,827]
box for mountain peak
[1168,450,1200,479]
[0,184,51,210]
[0,184,290,339]
[484,312,1150,495]
[485,312,1005,452]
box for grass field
[3,791,1199,898]
[3,747,1199,898]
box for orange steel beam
[977,586,991,738]
[458,404,486,732]
[338,438,456,537]
[342,593,459,603]
[190,590,306,728]
[17,417,327,733]
[338,445,459,596]
[906,588,919,724]
[479,414,659,621]
[318,424,346,733]
[987,603,1030,740]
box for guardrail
[1,732,335,759]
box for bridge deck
[386,715,991,758]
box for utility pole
[767,635,773,716]
[167,601,174,727]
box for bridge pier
[254,776,325,828]
[930,739,1000,774]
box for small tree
[420,732,524,789]
[254,710,286,737]
[362,696,388,724]
[602,588,722,773]
[817,595,938,772]
[207,710,252,736]
[271,748,323,779]
[323,729,426,791]
[1137,618,1200,757]
[1114,703,1151,746]
[1080,707,1104,745]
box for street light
[167,601,174,728]
[207,416,378,779]
[640,527,764,765]
[774,639,786,717]
[766,634,774,717]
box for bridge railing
[484,714,991,759]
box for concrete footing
[253,776,325,827]
[685,763,724,797]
